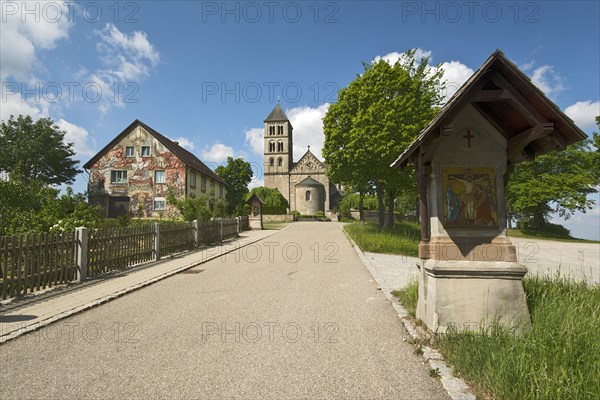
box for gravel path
[0,222,449,399]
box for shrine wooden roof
[391,49,588,169]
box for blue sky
[1,0,599,239]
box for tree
[323,50,444,229]
[246,187,289,208]
[506,118,600,230]
[215,157,253,216]
[0,115,81,185]
[0,179,102,234]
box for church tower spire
[264,102,293,174]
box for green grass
[343,221,420,257]
[262,222,291,230]
[433,275,600,400]
[391,279,418,317]
[507,228,599,243]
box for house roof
[391,49,588,169]
[296,176,324,187]
[246,193,264,205]
[83,119,228,186]
[264,102,290,123]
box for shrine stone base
[416,259,530,333]
[249,217,263,230]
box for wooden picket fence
[88,226,154,278]
[0,217,251,300]
[0,231,78,299]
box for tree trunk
[532,207,546,231]
[386,188,395,229]
[358,191,365,223]
[376,182,385,230]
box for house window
[278,157,283,166]
[154,170,166,184]
[125,146,134,157]
[269,126,275,135]
[219,185,224,198]
[269,158,274,167]
[269,141,275,152]
[110,170,127,184]
[305,190,311,201]
[277,141,284,152]
[201,176,207,192]
[189,172,196,188]
[141,146,151,157]
[154,197,166,211]
[277,125,283,135]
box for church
[262,103,342,216]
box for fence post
[153,222,161,261]
[236,217,240,234]
[75,227,88,283]
[220,219,223,242]
[192,220,199,249]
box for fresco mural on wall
[87,126,186,218]
[442,166,498,228]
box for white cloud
[440,60,474,102]
[55,118,96,159]
[0,0,73,80]
[529,65,565,97]
[169,137,196,151]
[373,49,473,103]
[248,178,264,190]
[91,23,160,113]
[374,48,432,65]
[564,100,600,132]
[201,143,236,163]
[244,127,264,155]
[287,103,330,160]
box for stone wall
[263,214,295,223]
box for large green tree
[246,187,289,208]
[0,115,81,185]
[215,157,253,216]
[506,117,600,230]
[323,50,444,229]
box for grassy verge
[343,221,420,257]
[394,276,600,399]
[391,280,418,317]
[507,228,599,243]
[262,222,291,230]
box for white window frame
[111,170,127,184]
[141,145,151,157]
[125,146,135,157]
[189,172,196,188]
[154,170,166,184]
[153,197,166,211]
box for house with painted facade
[83,120,227,218]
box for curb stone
[0,226,290,344]
[339,223,476,400]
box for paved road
[510,237,599,284]
[0,222,448,399]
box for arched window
[278,125,283,135]
[305,190,311,201]
[277,140,284,152]
[278,157,283,166]
[269,158,274,166]
[269,126,275,135]
[269,141,275,152]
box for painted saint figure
[446,184,460,222]
[449,174,487,223]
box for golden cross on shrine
[463,130,475,148]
